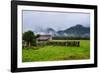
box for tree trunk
[29,42,31,47]
[28,42,31,47]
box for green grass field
[22,40,90,62]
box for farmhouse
[37,35,52,41]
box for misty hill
[64,25,89,34]
[46,28,55,33]
[57,24,90,37]
[35,24,90,38]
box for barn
[37,35,52,41]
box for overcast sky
[22,10,90,32]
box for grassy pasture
[22,40,90,62]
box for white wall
[0,0,99,73]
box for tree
[23,31,35,47]
[35,34,40,38]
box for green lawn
[22,40,90,62]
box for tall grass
[22,40,90,62]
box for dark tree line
[52,37,90,40]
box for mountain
[65,25,90,34]
[35,24,90,38]
[46,28,55,33]
[57,24,90,37]
[46,28,56,37]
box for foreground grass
[22,40,90,62]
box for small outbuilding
[37,35,52,41]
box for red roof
[37,35,51,41]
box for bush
[31,39,36,46]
